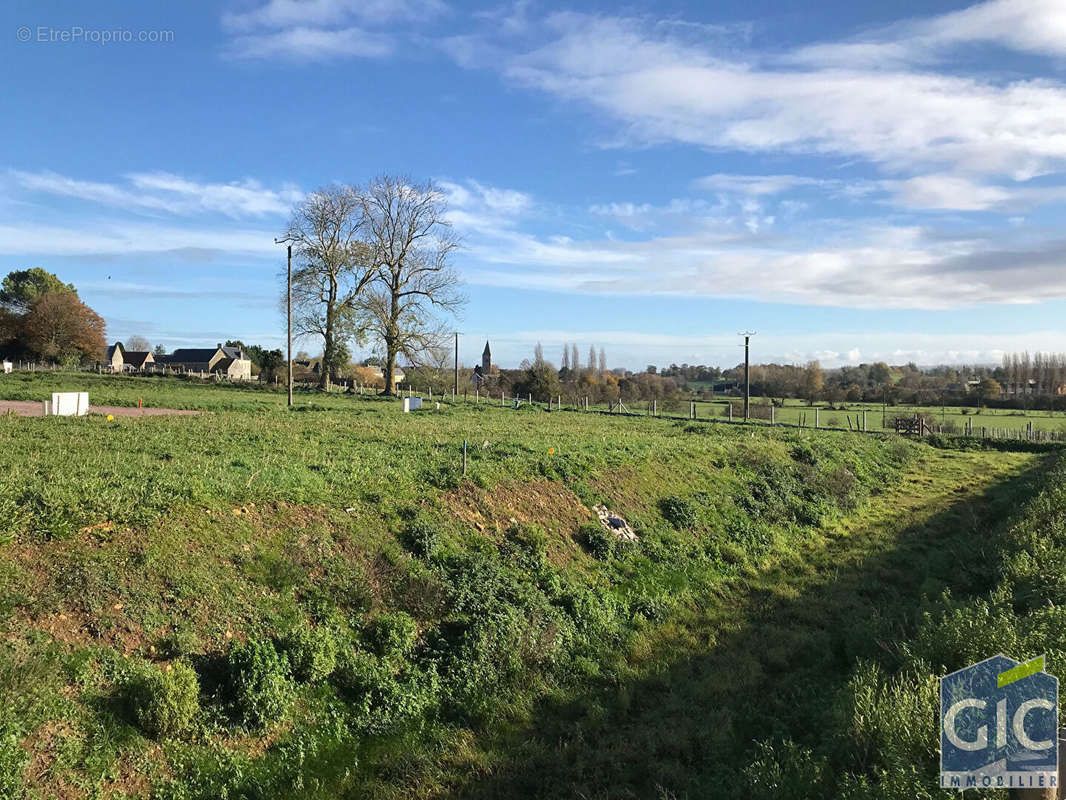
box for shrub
[365,612,418,659]
[283,625,339,684]
[0,721,27,799]
[822,466,860,510]
[741,739,829,800]
[227,638,294,728]
[401,520,439,559]
[335,651,440,735]
[577,522,614,560]
[128,660,200,738]
[659,495,698,529]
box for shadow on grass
[453,452,1059,800]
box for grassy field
[581,393,1066,436]
[693,397,1066,435]
[0,373,1064,798]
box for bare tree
[125,335,150,352]
[588,345,597,377]
[598,347,607,377]
[285,185,376,391]
[571,343,580,374]
[355,176,464,394]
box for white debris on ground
[593,504,638,542]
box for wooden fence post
[862,409,867,432]
[815,408,820,429]
[728,403,733,422]
[770,405,775,425]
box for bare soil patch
[0,400,199,418]
[444,479,593,563]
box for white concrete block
[1,361,11,374]
[49,392,89,416]
[402,397,423,413]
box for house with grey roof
[158,343,252,380]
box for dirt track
[0,400,199,418]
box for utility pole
[739,332,755,422]
[454,332,459,397]
[274,237,295,407]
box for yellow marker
[106,414,114,422]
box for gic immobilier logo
[941,654,1058,791]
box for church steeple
[482,341,491,373]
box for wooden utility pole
[274,238,295,407]
[740,332,755,422]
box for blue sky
[5,0,1066,369]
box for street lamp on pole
[274,237,295,407]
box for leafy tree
[21,292,106,364]
[259,349,285,383]
[518,359,561,403]
[0,268,76,313]
[869,361,892,386]
[977,377,1002,405]
[153,344,167,356]
[804,360,824,404]
[0,308,20,355]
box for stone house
[105,342,155,372]
[158,344,253,380]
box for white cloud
[695,174,823,196]
[224,26,394,60]
[222,0,446,31]
[789,0,1066,68]
[220,0,444,61]
[0,221,279,257]
[9,170,302,217]
[445,11,1066,181]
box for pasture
[0,373,1064,798]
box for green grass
[0,373,1062,798]
[693,397,1066,435]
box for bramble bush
[401,520,440,559]
[226,638,294,728]
[283,625,340,684]
[0,720,27,799]
[658,495,698,529]
[128,660,201,738]
[577,522,615,560]
[365,612,418,660]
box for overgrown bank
[0,377,1058,798]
